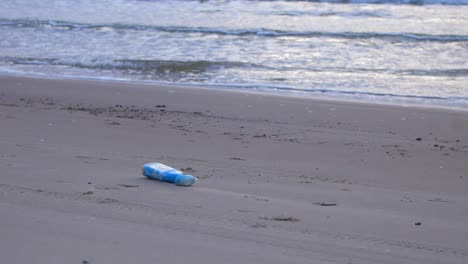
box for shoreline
[2,72,467,112]
[1,75,468,263]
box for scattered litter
[414,222,422,226]
[142,163,198,186]
[156,105,166,108]
[416,137,422,141]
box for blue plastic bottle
[142,163,198,186]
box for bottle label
[145,163,182,180]
[149,163,176,173]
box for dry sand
[1,76,468,264]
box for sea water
[1,0,467,107]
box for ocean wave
[240,0,468,5]
[1,18,467,42]
[140,0,468,6]
[0,57,262,73]
[2,56,467,78]
[280,66,468,77]
[204,82,461,102]
[4,68,467,106]
[399,68,468,77]
[272,10,391,17]
[265,86,447,100]
[2,57,467,106]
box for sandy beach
[1,75,468,263]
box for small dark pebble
[414,222,422,226]
[156,105,166,108]
[181,167,195,172]
[416,138,422,141]
[272,217,299,222]
[434,144,438,147]
[82,191,94,195]
[160,109,165,112]
[250,223,267,228]
[88,182,92,184]
[456,140,460,142]
[118,184,139,188]
[82,261,89,264]
[261,216,300,222]
[315,202,337,206]
[96,198,118,203]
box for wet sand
[1,76,468,264]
